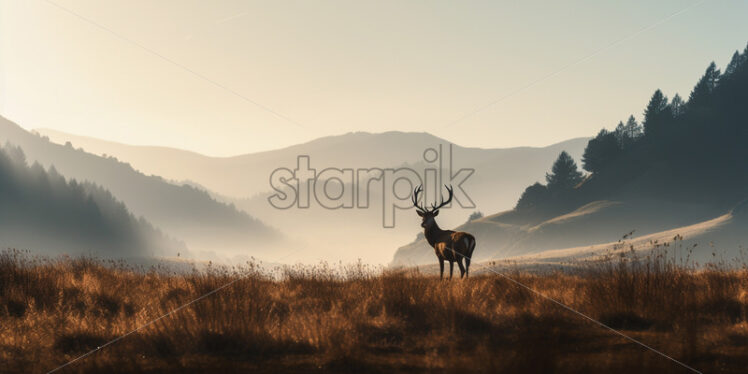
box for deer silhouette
[412,185,476,279]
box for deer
[412,185,476,279]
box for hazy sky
[1,0,747,156]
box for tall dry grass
[1,248,747,373]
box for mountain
[36,128,589,209]
[35,129,589,264]
[0,116,279,259]
[394,42,748,266]
[37,130,451,198]
[227,134,590,264]
[0,143,184,257]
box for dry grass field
[1,248,747,373]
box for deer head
[412,185,453,229]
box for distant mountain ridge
[225,134,590,264]
[36,129,458,197]
[37,128,589,201]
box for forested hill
[0,116,280,257]
[392,42,748,266]
[515,42,748,221]
[0,144,184,257]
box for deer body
[413,185,476,279]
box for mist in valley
[35,127,589,264]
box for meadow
[1,248,747,373]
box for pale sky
[1,0,747,156]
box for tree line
[516,41,748,214]
[0,143,183,257]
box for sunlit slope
[391,198,740,266]
[505,199,748,266]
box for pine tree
[582,129,620,173]
[546,151,583,190]
[614,121,626,147]
[724,51,743,76]
[515,182,549,210]
[670,93,685,117]
[623,115,642,140]
[643,89,670,138]
[467,211,483,222]
[688,62,721,107]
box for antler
[430,185,453,212]
[412,185,426,213]
[413,184,453,213]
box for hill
[36,128,589,264]
[36,128,589,212]
[0,143,184,257]
[529,42,748,218]
[36,130,461,198]
[393,42,748,266]
[0,116,279,259]
[394,198,747,267]
[506,199,748,267]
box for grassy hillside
[394,197,748,266]
[2,250,746,373]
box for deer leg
[465,257,471,278]
[439,259,445,279]
[457,257,466,278]
[449,261,454,279]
